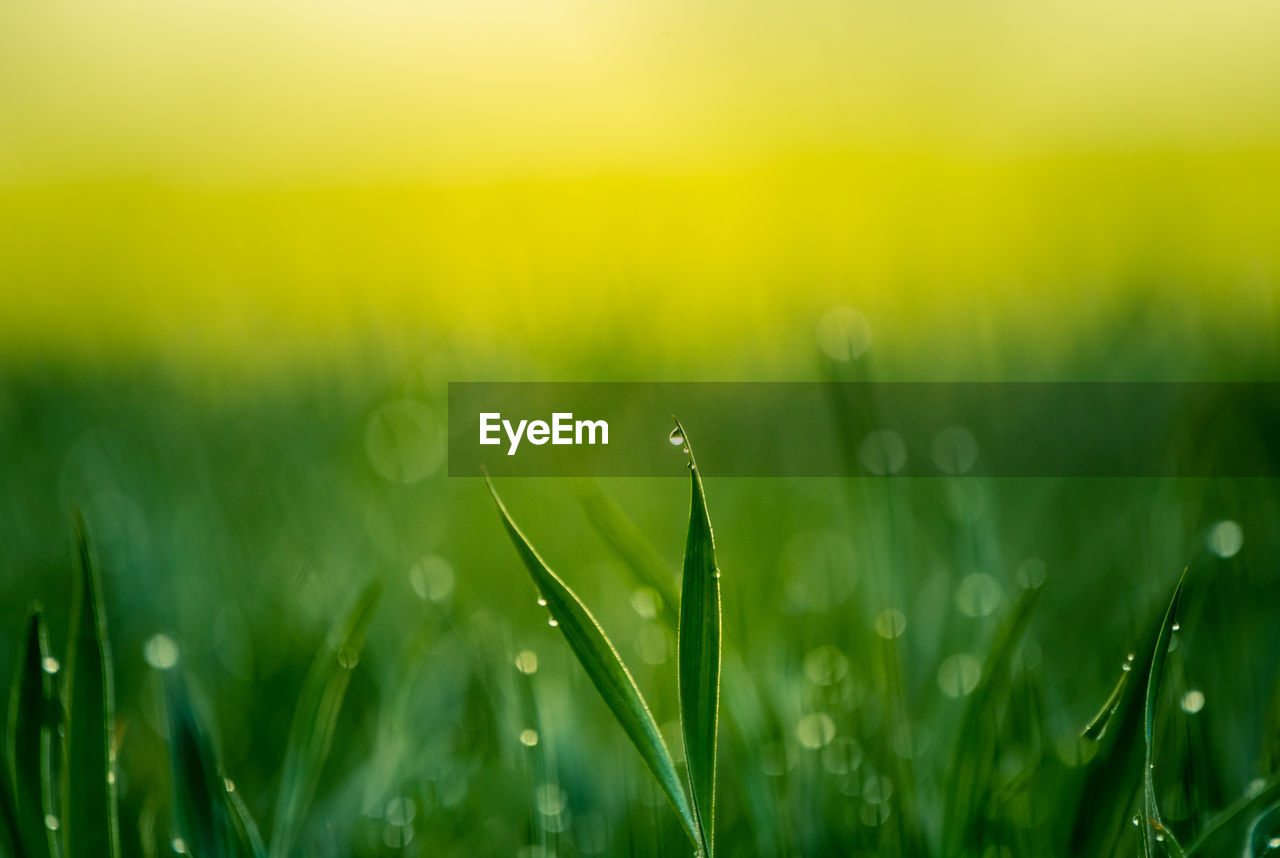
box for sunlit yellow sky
[2,0,1279,369]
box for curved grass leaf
[1081,666,1131,743]
[268,580,382,858]
[1138,569,1188,858]
[0,751,23,858]
[63,521,120,858]
[7,608,58,858]
[1184,778,1280,856]
[164,673,244,858]
[674,418,721,858]
[225,786,266,858]
[1243,796,1280,857]
[1068,570,1190,856]
[485,476,700,850]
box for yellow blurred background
[2,0,1278,369]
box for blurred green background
[2,0,1280,854]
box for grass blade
[1185,778,1280,855]
[1081,665,1131,742]
[1244,796,1280,857]
[673,418,722,858]
[485,476,700,850]
[0,753,22,858]
[942,587,1042,854]
[1139,569,1188,858]
[164,673,238,858]
[63,520,121,858]
[7,608,57,858]
[268,580,382,858]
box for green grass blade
[62,521,121,858]
[1138,570,1188,858]
[485,476,700,850]
[164,673,237,858]
[7,608,57,858]
[942,587,1042,854]
[1185,778,1280,855]
[1243,796,1280,857]
[673,418,721,858]
[572,478,681,627]
[1081,666,1131,742]
[267,580,382,858]
[0,749,23,858]
[225,785,267,858]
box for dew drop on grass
[143,633,180,670]
[1207,520,1243,558]
[44,814,59,831]
[1180,689,1205,713]
[514,650,538,674]
[874,609,907,639]
[41,656,59,674]
[1267,835,1280,849]
[536,598,547,607]
[667,426,685,447]
[547,618,558,628]
[797,713,837,749]
[171,838,187,854]
[1132,814,1141,827]
[224,778,235,792]
[937,654,982,698]
[1122,653,1135,672]
[520,729,539,747]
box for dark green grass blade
[1139,569,1188,858]
[674,418,721,858]
[63,521,120,858]
[1184,778,1280,856]
[1243,796,1280,857]
[225,786,267,858]
[268,580,381,858]
[1081,666,1131,742]
[1068,570,1189,856]
[485,476,700,850]
[7,608,57,858]
[0,751,22,858]
[942,587,1042,854]
[572,478,681,627]
[164,673,239,858]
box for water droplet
[937,653,982,697]
[143,633,180,670]
[224,778,235,792]
[1155,831,1164,842]
[1171,621,1180,632]
[520,729,539,747]
[45,814,59,831]
[1267,835,1280,849]
[681,445,689,454]
[107,770,116,785]
[1132,814,1142,827]
[874,608,907,640]
[668,426,685,447]
[1207,520,1243,558]
[536,598,547,607]
[796,713,837,749]
[514,650,538,674]
[41,657,60,674]
[1180,689,1205,714]
[1122,653,1135,672]
[713,568,721,580]
[547,618,558,628]
[172,837,187,854]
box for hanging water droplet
[548,618,559,628]
[41,657,60,674]
[45,814,59,831]
[1132,814,1141,827]
[1122,652,1135,671]
[537,598,547,607]
[1171,621,1180,631]
[668,426,685,447]
[681,445,689,454]
[1266,835,1280,849]
[224,778,235,792]
[713,568,721,580]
